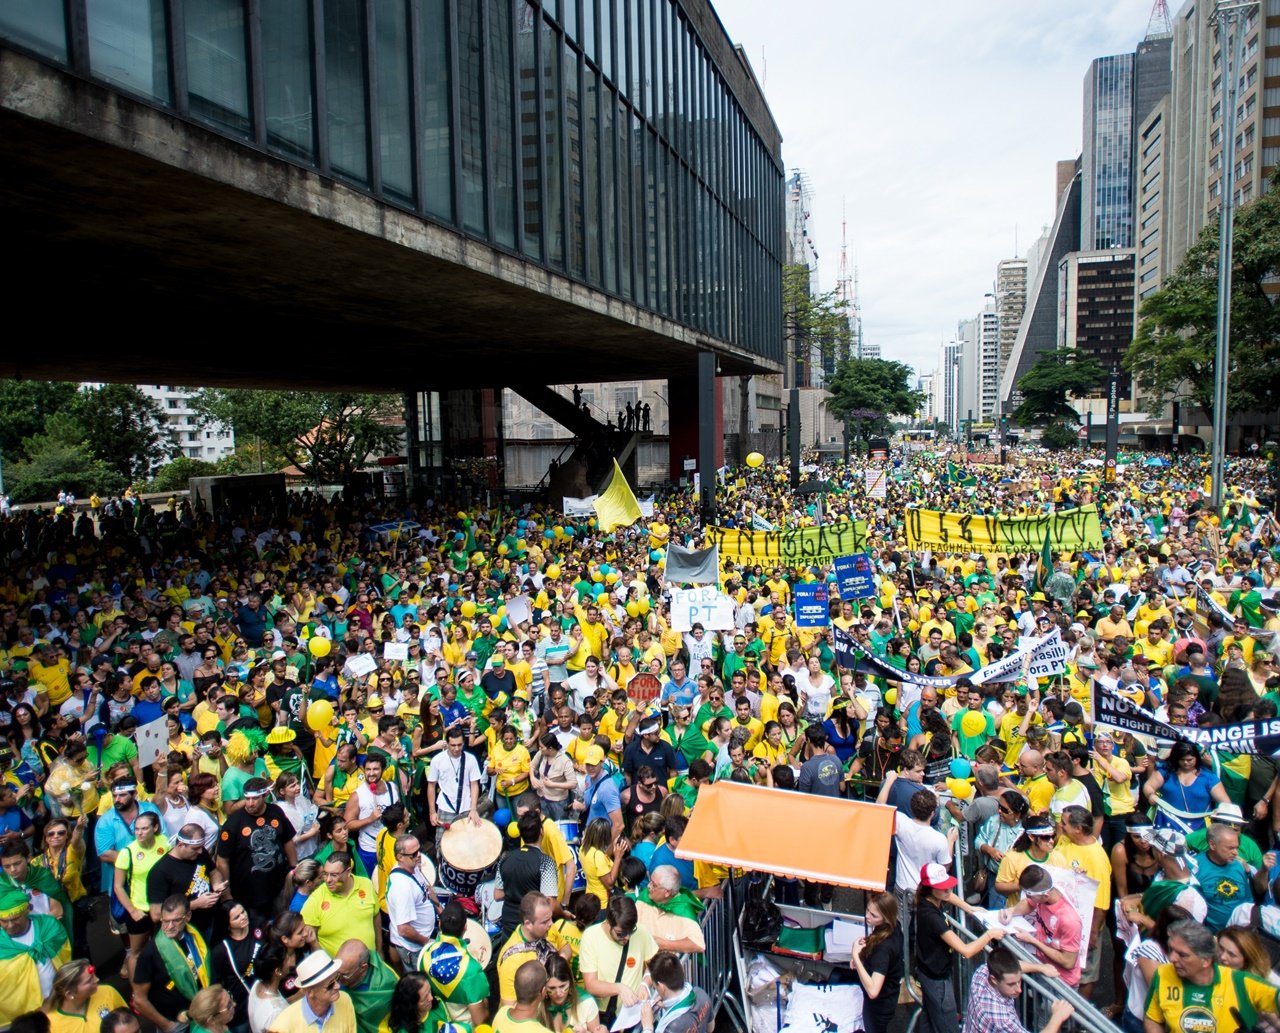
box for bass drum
[437,819,503,897]
[557,818,586,892]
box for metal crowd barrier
[685,875,750,1031]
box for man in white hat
[267,949,354,1033]
[1185,801,1265,869]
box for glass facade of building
[1083,53,1135,250]
[1,0,783,364]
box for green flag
[1035,528,1053,593]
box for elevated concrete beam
[0,49,780,392]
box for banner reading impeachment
[903,505,1104,552]
[706,521,868,564]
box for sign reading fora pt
[670,586,736,632]
[794,583,830,629]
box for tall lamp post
[1210,0,1257,509]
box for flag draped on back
[1035,529,1053,593]
[593,459,644,532]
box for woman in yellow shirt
[487,725,531,811]
[46,959,128,1033]
[578,819,625,907]
[37,816,87,905]
[752,722,791,769]
[441,625,472,669]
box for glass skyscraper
[1082,52,1135,250]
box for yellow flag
[593,459,643,532]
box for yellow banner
[903,505,1104,553]
[706,522,868,564]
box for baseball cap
[583,745,605,767]
[919,863,957,890]
[465,651,479,660]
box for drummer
[426,727,485,847]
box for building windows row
[0,0,784,363]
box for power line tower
[1145,0,1172,39]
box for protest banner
[706,521,868,564]
[793,584,830,629]
[833,553,876,600]
[865,469,887,499]
[670,586,736,631]
[1092,684,1280,756]
[562,496,598,517]
[383,642,409,661]
[902,505,1104,552]
[833,627,1064,688]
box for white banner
[671,586,737,631]
[865,468,887,499]
[136,716,169,769]
[563,496,598,516]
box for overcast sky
[715,0,1158,380]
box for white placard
[506,595,532,626]
[671,586,736,631]
[345,653,379,680]
[383,642,408,661]
[135,716,169,769]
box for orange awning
[675,782,896,891]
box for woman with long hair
[44,958,127,1033]
[976,792,1028,909]
[112,810,168,980]
[544,952,605,1033]
[192,646,224,699]
[269,911,317,1000]
[209,901,264,1032]
[1142,740,1228,832]
[578,818,626,907]
[9,702,43,778]
[1216,927,1277,983]
[1111,814,1160,899]
[850,892,903,1033]
[273,773,320,860]
[246,944,287,1033]
[627,811,666,871]
[385,973,445,1033]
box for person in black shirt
[131,896,206,1032]
[494,812,558,940]
[215,777,296,925]
[1066,743,1106,834]
[621,718,684,785]
[208,900,265,1030]
[146,823,224,938]
[848,711,902,799]
[850,891,904,1033]
[913,863,1006,1033]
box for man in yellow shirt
[572,603,610,664]
[28,644,72,708]
[495,893,562,1005]
[301,852,381,956]
[267,949,357,1033]
[1132,621,1174,668]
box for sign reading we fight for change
[670,586,736,631]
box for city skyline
[717,0,1155,378]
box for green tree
[187,390,404,482]
[1126,172,1280,416]
[823,358,925,455]
[0,380,79,464]
[783,264,853,383]
[1011,350,1106,426]
[7,412,125,503]
[69,384,175,484]
[147,456,220,493]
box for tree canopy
[1011,350,1106,426]
[187,389,403,483]
[783,263,853,381]
[824,358,925,447]
[1125,171,1280,416]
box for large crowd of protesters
[0,443,1277,1033]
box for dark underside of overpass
[0,101,766,393]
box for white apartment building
[139,386,236,462]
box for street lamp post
[1210,0,1257,509]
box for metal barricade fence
[685,876,750,1030]
[947,824,1119,1033]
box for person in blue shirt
[660,660,698,709]
[0,782,32,847]
[581,746,622,837]
[92,777,162,893]
[647,814,696,888]
[131,676,167,727]
[1189,822,1263,931]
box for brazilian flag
[1211,751,1252,806]
[946,461,977,488]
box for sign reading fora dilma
[793,583,830,629]
[833,553,875,600]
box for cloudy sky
[715,0,1158,380]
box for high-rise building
[917,374,934,423]
[1056,250,1138,399]
[977,304,1001,422]
[994,257,1028,385]
[138,386,236,463]
[933,340,960,432]
[1082,53,1136,250]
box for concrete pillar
[667,363,724,490]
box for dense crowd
[0,444,1276,1033]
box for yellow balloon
[306,699,335,731]
[638,598,651,615]
[553,525,565,537]
[546,564,561,579]
[883,688,897,707]
[498,543,509,555]
[606,572,619,584]
[461,601,477,619]
[307,636,331,658]
[745,451,764,468]
[960,710,987,738]
[945,777,973,800]
[471,552,486,566]
[592,571,604,583]
[626,601,641,618]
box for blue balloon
[599,563,611,575]
[493,808,512,828]
[543,530,554,540]
[950,758,972,779]
[591,583,606,597]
